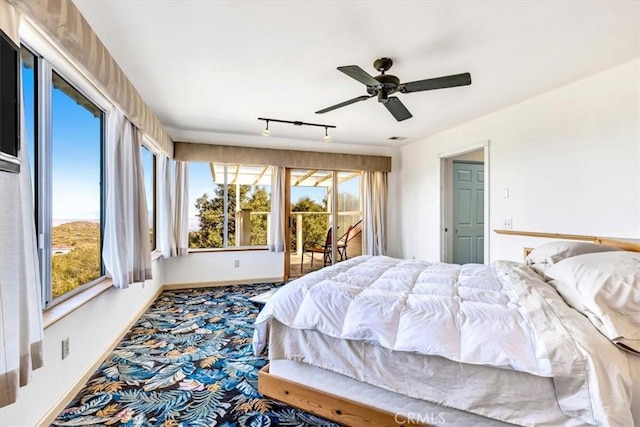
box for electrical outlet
[503,218,513,229]
[234,259,240,268]
[62,338,70,359]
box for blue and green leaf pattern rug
[52,283,339,426]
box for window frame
[21,38,109,309]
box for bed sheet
[268,320,590,427]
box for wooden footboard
[258,365,431,427]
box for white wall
[163,250,285,285]
[395,59,640,262]
[0,260,165,427]
[385,151,403,258]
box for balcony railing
[238,210,361,254]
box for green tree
[189,184,271,248]
[243,186,270,245]
[292,196,328,250]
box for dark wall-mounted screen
[0,28,20,173]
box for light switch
[503,188,510,199]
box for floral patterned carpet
[52,283,339,426]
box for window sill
[43,279,113,329]
[43,252,163,329]
[188,246,270,254]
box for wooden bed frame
[259,365,429,427]
[259,231,640,426]
[494,229,640,253]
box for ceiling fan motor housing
[369,74,400,102]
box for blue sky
[50,83,102,220]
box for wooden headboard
[495,229,640,256]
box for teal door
[453,162,484,264]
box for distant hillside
[52,221,100,249]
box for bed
[253,241,640,426]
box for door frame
[284,168,292,280]
[439,140,490,264]
[284,168,339,279]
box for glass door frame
[284,168,340,279]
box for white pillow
[545,251,640,355]
[525,241,621,276]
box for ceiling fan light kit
[258,117,336,141]
[316,57,472,121]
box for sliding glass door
[287,169,361,277]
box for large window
[189,163,271,249]
[22,46,106,306]
[140,145,156,250]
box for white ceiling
[72,1,639,150]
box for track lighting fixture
[258,117,336,141]
[324,126,331,142]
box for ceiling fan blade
[337,65,380,87]
[384,97,412,121]
[401,72,472,93]
[315,95,373,114]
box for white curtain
[173,161,189,256]
[103,110,152,288]
[268,166,286,252]
[362,171,388,256]
[0,1,44,407]
[157,155,175,258]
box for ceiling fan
[316,58,471,122]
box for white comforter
[253,256,634,426]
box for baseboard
[162,277,285,290]
[37,286,164,427]
[37,278,283,425]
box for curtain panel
[157,155,175,259]
[268,166,286,252]
[0,0,44,408]
[362,171,388,256]
[103,110,152,288]
[173,161,189,256]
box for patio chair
[301,228,334,272]
[337,224,355,261]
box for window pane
[189,162,223,249]
[188,162,271,249]
[51,71,103,299]
[141,146,155,250]
[235,165,271,246]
